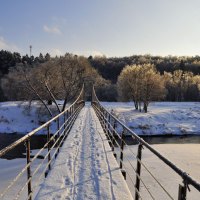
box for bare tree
[2,55,89,116]
[2,54,108,116]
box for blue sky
[0,0,200,57]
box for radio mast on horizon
[29,45,32,57]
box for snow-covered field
[0,101,60,134]
[1,101,200,136]
[102,102,200,135]
[0,102,200,199]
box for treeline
[0,50,200,102]
[0,50,51,100]
[89,55,200,102]
[88,55,200,83]
[0,50,51,74]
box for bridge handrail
[0,86,84,158]
[92,85,200,199]
[0,85,85,200]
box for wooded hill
[0,50,200,102]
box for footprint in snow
[65,177,72,186]
[112,180,117,185]
[74,141,79,145]
[53,194,61,199]
[98,170,102,176]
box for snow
[35,103,133,200]
[1,101,200,136]
[0,149,47,200]
[1,144,200,199]
[0,101,60,134]
[0,158,26,199]
[1,101,200,199]
[122,144,200,199]
[102,102,200,135]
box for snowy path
[35,103,133,200]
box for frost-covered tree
[164,70,200,101]
[117,64,166,112]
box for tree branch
[44,81,61,113]
[24,73,53,117]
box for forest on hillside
[0,50,200,103]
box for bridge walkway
[35,103,133,200]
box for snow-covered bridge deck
[35,103,133,200]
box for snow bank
[1,101,199,136]
[0,101,59,134]
[102,102,200,135]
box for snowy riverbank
[0,101,59,134]
[0,101,200,136]
[102,102,200,136]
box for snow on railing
[0,85,85,200]
[92,85,200,200]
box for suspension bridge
[0,86,200,200]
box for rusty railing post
[66,109,70,135]
[104,111,108,137]
[57,117,60,153]
[71,106,73,115]
[99,108,104,127]
[64,112,66,135]
[112,119,117,152]
[103,110,107,134]
[26,139,32,200]
[178,180,187,200]
[120,128,126,179]
[120,129,124,169]
[108,114,111,132]
[47,124,51,172]
[107,114,112,148]
[135,143,143,200]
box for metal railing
[91,86,200,200]
[0,85,85,200]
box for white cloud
[0,36,19,52]
[43,25,62,35]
